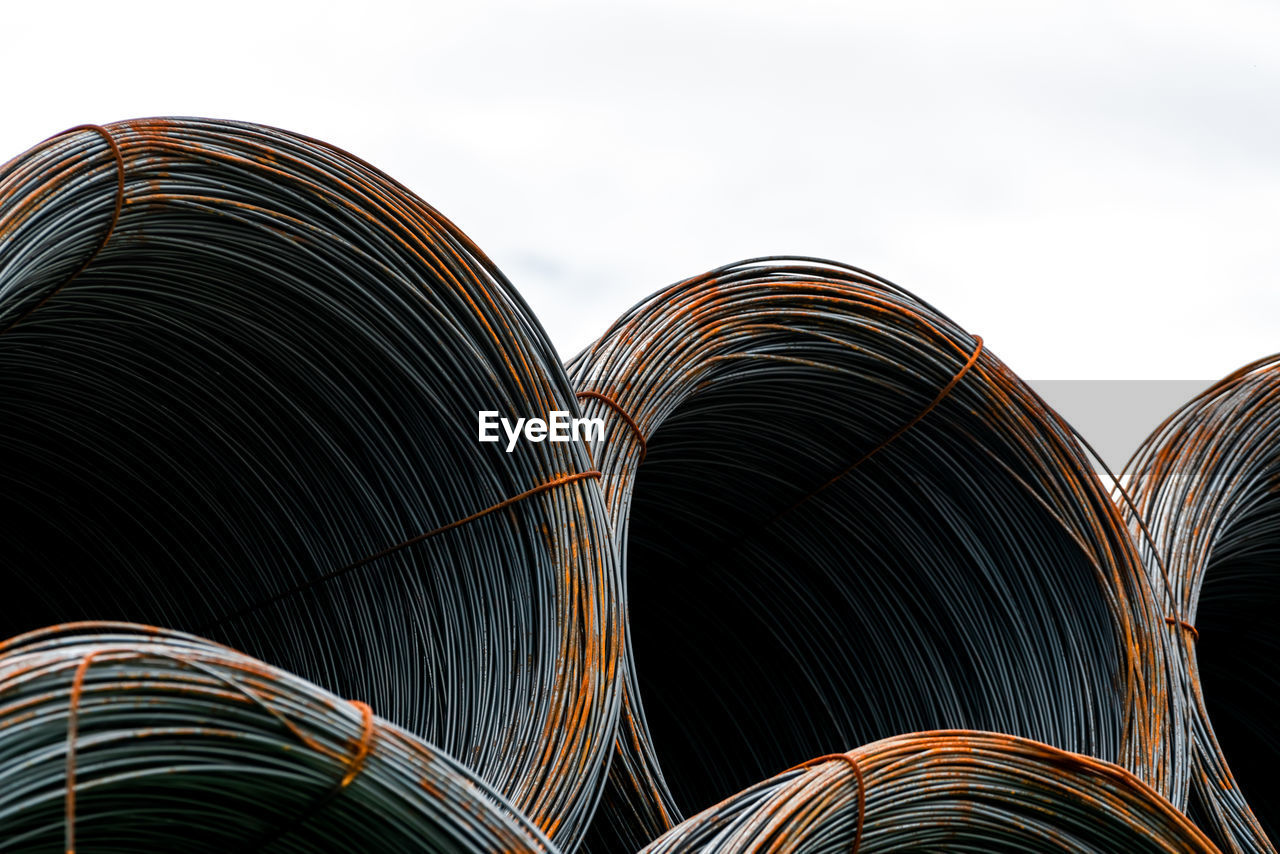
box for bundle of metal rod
[641,731,1219,854]
[567,257,1186,851]
[0,119,619,847]
[1120,353,1280,854]
[0,622,563,853]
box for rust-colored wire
[1121,353,1280,854]
[641,731,1220,854]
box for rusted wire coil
[0,622,563,854]
[567,258,1186,850]
[641,731,1219,854]
[0,119,620,848]
[1121,353,1280,854]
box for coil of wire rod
[0,119,620,848]
[641,731,1219,854]
[566,257,1187,851]
[1120,353,1280,854]
[0,621,566,854]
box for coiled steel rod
[0,622,562,853]
[568,258,1186,850]
[642,731,1219,854]
[1121,353,1280,854]
[0,119,620,848]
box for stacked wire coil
[568,258,1187,851]
[642,731,1219,854]
[1121,354,1280,854]
[0,622,561,854]
[0,119,620,849]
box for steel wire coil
[0,621,565,854]
[1120,353,1280,854]
[0,119,620,847]
[567,257,1186,850]
[640,731,1219,854]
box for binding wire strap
[0,125,124,335]
[1121,353,1280,854]
[568,258,1184,851]
[0,119,620,848]
[0,622,561,854]
[641,732,1220,854]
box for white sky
[4,0,1277,380]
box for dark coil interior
[1196,490,1280,841]
[626,370,1123,814]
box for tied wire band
[3,623,560,854]
[784,754,865,854]
[769,334,985,526]
[1164,617,1200,642]
[576,391,650,460]
[618,331,986,618]
[64,648,377,854]
[240,701,377,853]
[567,258,1181,852]
[0,125,124,337]
[64,649,114,854]
[582,332,984,547]
[579,332,984,547]
[199,469,604,632]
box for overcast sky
[4,0,1277,385]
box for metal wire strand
[567,257,1187,851]
[1120,353,1280,854]
[0,119,622,848]
[641,731,1220,854]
